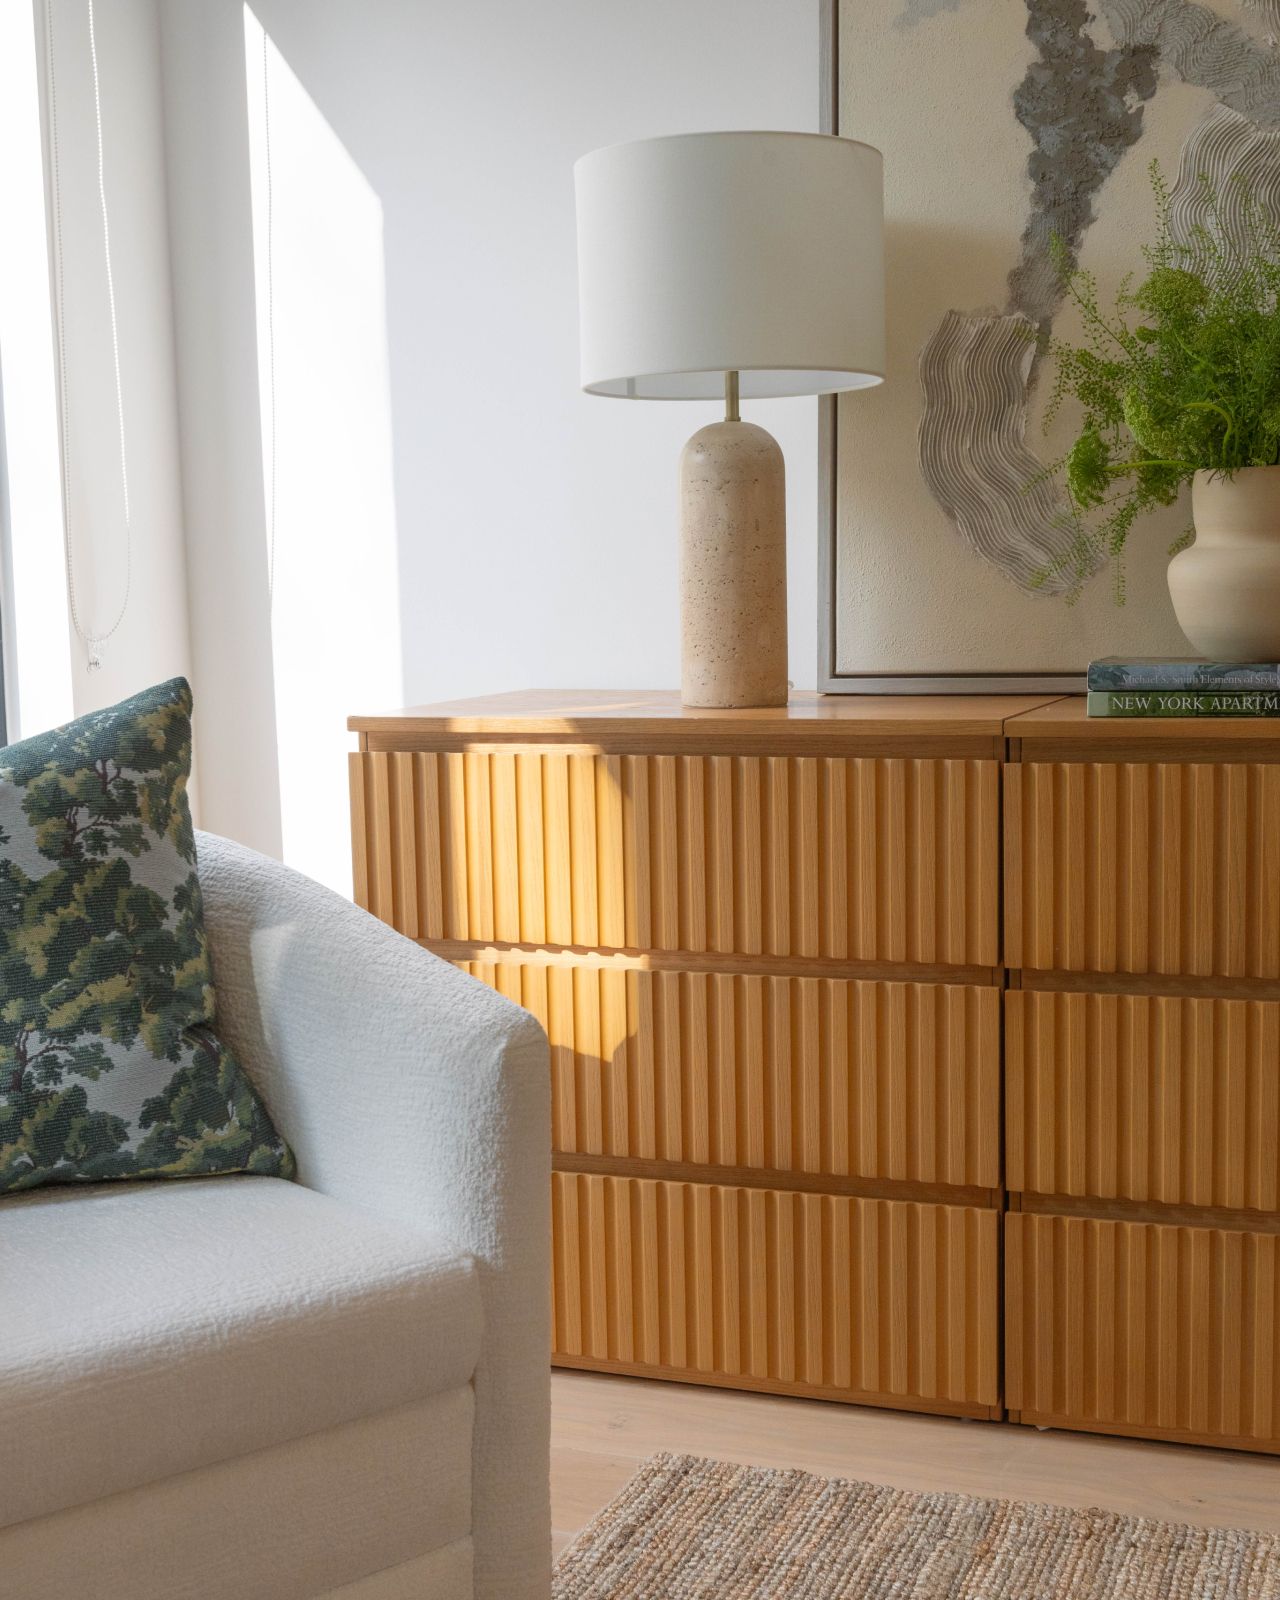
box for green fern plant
[1038,162,1280,600]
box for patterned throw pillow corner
[0,678,294,1195]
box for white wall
[160,0,282,852]
[243,12,405,894]
[159,0,820,886]
[4,0,191,734]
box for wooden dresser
[1002,698,1280,1454]
[348,690,1280,1453]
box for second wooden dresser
[349,691,1056,1421]
[1002,699,1280,1455]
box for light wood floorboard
[551,1370,1280,1562]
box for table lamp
[574,130,885,708]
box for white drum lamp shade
[574,130,885,709]
[574,131,885,400]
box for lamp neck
[724,370,740,423]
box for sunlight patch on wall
[245,6,402,897]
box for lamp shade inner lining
[586,368,884,400]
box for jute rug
[552,1452,1280,1599]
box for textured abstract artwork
[831,0,1280,680]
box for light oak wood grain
[552,1152,995,1210]
[438,938,1000,987]
[1007,989,1280,1212]
[1006,1212,1280,1453]
[1013,1192,1280,1236]
[351,749,1001,966]
[550,1172,999,1412]
[355,692,1280,1456]
[461,958,999,1188]
[1005,759,1280,979]
[350,688,1062,746]
[1006,695,1280,742]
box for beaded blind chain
[44,0,132,671]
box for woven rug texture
[552,1452,1280,1599]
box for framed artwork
[818,0,1280,691]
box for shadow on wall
[243,5,403,897]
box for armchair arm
[195,831,550,1600]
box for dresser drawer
[552,1172,999,1411]
[1006,1212,1280,1451]
[464,960,998,1188]
[352,749,999,966]
[1007,990,1280,1211]
[1005,760,1280,977]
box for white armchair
[0,833,552,1600]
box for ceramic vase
[1167,467,1280,661]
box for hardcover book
[1088,690,1280,718]
[1089,658,1280,692]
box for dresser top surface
[1005,695,1280,742]
[349,688,1064,741]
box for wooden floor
[551,1370,1280,1562]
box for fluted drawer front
[1007,1213,1280,1449]
[462,960,998,1187]
[351,750,999,964]
[1005,761,1280,977]
[552,1173,999,1407]
[1008,990,1280,1211]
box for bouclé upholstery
[0,831,551,1600]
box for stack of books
[1088,658,1280,717]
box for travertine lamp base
[679,410,788,709]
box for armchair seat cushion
[0,1175,482,1529]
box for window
[0,0,75,739]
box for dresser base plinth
[1007,1410,1280,1457]
[551,1353,1001,1421]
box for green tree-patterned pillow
[0,678,294,1194]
